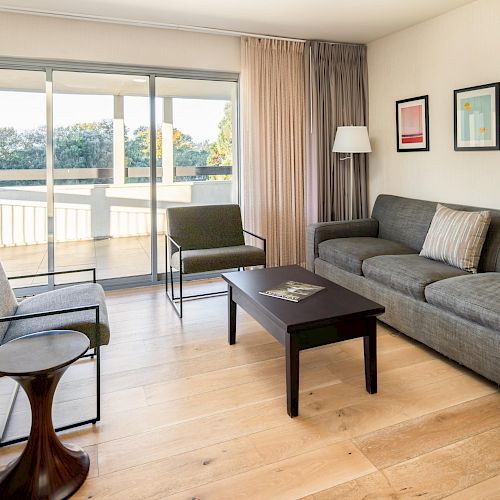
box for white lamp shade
[332,126,372,153]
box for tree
[207,103,232,167]
[54,121,113,168]
[0,102,233,184]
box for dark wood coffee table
[0,330,90,499]
[222,265,385,417]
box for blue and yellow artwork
[460,94,492,142]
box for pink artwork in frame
[396,95,429,152]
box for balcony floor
[0,236,160,286]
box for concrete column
[162,97,174,184]
[113,95,125,185]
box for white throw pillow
[420,204,491,273]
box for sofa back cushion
[372,195,500,272]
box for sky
[0,92,228,143]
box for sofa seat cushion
[171,245,266,274]
[362,254,469,300]
[317,237,415,275]
[3,283,110,348]
[425,273,500,331]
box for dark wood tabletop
[222,265,385,332]
[0,330,90,377]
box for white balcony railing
[0,180,234,246]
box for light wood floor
[0,279,499,499]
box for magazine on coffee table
[259,280,325,303]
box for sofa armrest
[306,218,379,271]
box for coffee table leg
[286,334,299,417]
[364,317,377,394]
[228,285,237,345]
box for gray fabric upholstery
[306,218,378,271]
[315,258,500,385]
[371,195,436,251]
[371,195,500,271]
[425,273,500,332]
[306,194,500,384]
[3,283,110,348]
[318,237,414,275]
[167,204,245,252]
[0,263,18,340]
[362,254,468,301]
[171,245,266,274]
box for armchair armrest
[9,268,96,284]
[243,229,267,255]
[0,304,101,349]
[306,218,379,271]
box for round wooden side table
[0,330,90,499]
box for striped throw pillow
[420,204,491,272]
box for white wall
[368,0,500,210]
[0,12,240,72]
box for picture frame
[454,83,500,151]
[396,95,429,152]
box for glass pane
[154,77,238,274]
[0,69,47,288]
[53,72,151,282]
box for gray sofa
[306,194,500,384]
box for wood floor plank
[443,474,500,499]
[300,470,398,499]
[165,440,376,500]
[382,426,500,499]
[354,393,500,469]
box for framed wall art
[454,83,500,151]
[396,95,429,152]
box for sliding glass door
[155,77,238,274]
[52,71,151,282]
[0,60,239,289]
[0,69,48,287]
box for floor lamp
[332,126,372,220]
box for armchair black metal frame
[0,268,101,447]
[166,229,266,318]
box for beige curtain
[305,42,369,223]
[241,37,306,267]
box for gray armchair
[166,204,266,317]
[0,264,110,447]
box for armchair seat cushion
[171,245,266,274]
[362,254,468,301]
[3,283,110,348]
[425,273,500,331]
[318,237,415,275]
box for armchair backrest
[0,262,18,341]
[167,204,245,252]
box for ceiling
[0,69,236,98]
[0,0,477,43]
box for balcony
[0,167,235,286]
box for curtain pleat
[241,38,306,267]
[305,42,369,223]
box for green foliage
[207,103,232,167]
[0,126,46,168]
[0,102,233,184]
[55,120,113,168]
